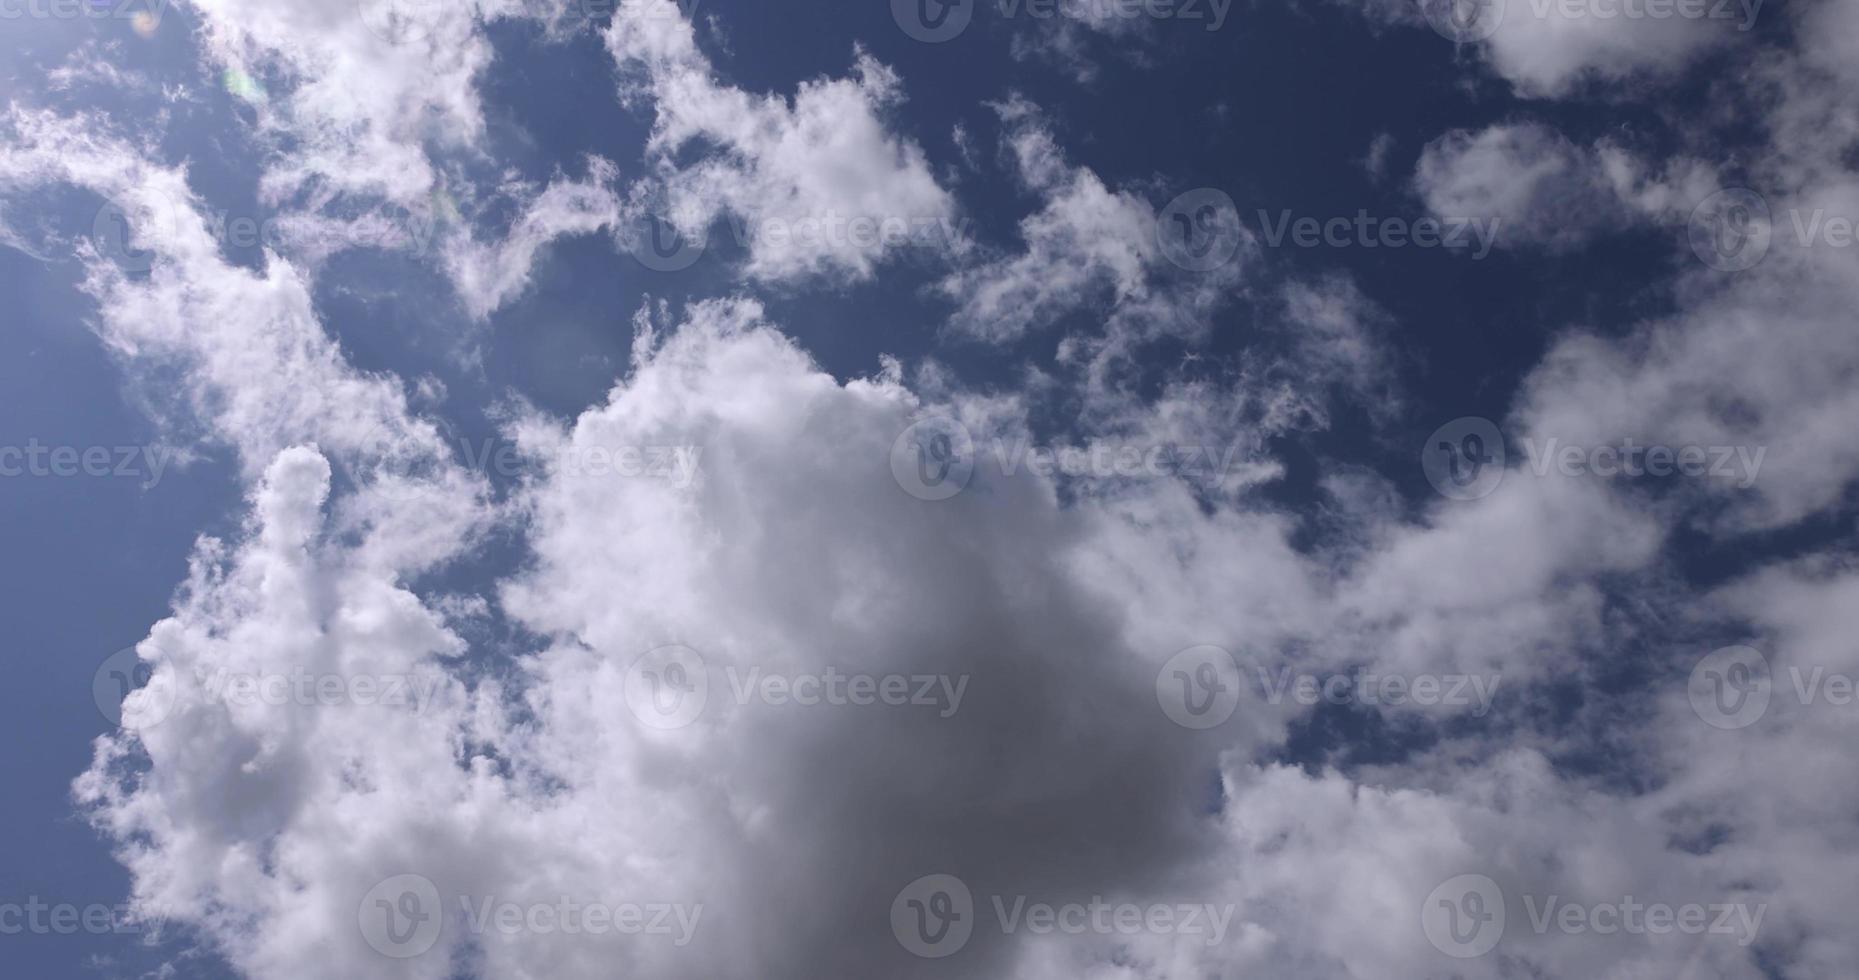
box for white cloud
[1413,121,1630,250]
[606,0,960,283]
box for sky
[0,0,1855,977]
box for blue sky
[1,0,1855,977]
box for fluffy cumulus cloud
[4,0,1859,975]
